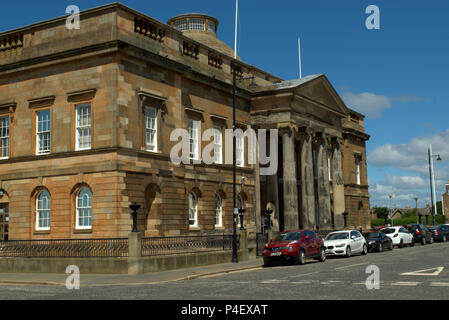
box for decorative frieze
[0,33,24,52]
[134,18,165,42]
[182,41,199,59]
[208,52,223,69]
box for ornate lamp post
[262,209,273,234]
[238,208,246,230]
[129,202,140,233]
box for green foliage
[371,214,447,228]
[372,206,389,219]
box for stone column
[317,136,332,229]
[332,139,345,228]
[300,130,315,230]
[282,127,299,230]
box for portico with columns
[250,74,352,232]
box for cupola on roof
[168,13,241,60]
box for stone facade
[443,182,449,218]
[0,3,370,241]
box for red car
[262,229,326,266]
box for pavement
[0,256,264,287]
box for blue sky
[1,0,448,208]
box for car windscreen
[406,226,417,233]
[274,231,302,242]
[325,232,349,240]
[382,228,396,234]
[365,232,380,239]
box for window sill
[189,226,200,231]
[74,228,92,234]
[33,230,50,235]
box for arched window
[76,187,92,229]
[36,190,50,231]
[189,192,198,227]
[214,194,222,227]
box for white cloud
[368,130,449,208]
[341,92,391,118]
[341,91,422,118]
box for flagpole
[298,37,302,79]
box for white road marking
[288,271,320,278]
[401,267,444,276]
[391,282,421,286]
[430,282,449,287]
[335,263,368,270]
[261,279,288,284]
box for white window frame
[36,190,50,231]
[207,21,216,33]
[236,134,244,167]
[189,192,198,227]
[213,126,222,164]
[76,187,92,230]
[214,194,223,227]
[36,110,51,155]
[189,119,200,160]
[75,103,91,151]
[189,18,205,31]
[145,106,158,152]
[175,19,188,31]
[0,116,9,160]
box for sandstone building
[0,3,370,241]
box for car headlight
[263,249,268,254]
[369,241,376,245]
[336,243,346,248]
[288,246,294,251]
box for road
[1,241,449,300]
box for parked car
[363,232,393,252]
[404,224,433,245]
[324,230,367,258]
[380,226,414,248]
[262,230,326,266]
[372,226,386,232]
[429,225,449,242]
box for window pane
[77,187,92,228]
[189,19,205,31]
[175,19,187,31]
[76,104,91,150]
[0,117,9,159]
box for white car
[381,226,414,248]
[324,230,367,258]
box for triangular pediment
[293,75,349,116]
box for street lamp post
[428,145,442,225]
[342,212,348,228]
[389,195,393,226]
[239,208,246,230]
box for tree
[436,201,443,215]
[372,206,389,219]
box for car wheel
[410,239,415,247]
[399,239,404,248]
[345,246,352,258]
[318,247,326,262]
[297,249,306,265]
[263,261,272,268]
[389,241,393,250]
[362,244,367,255]
[377,242,382,252]
[422,237,426,245]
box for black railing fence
[0,238,128,258]
[256,233,268,256]
[141,234,236,257]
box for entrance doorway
[0,204,8,241]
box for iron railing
[0,238,128,258]
[256,233,268,256]
[141,234,235,256]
